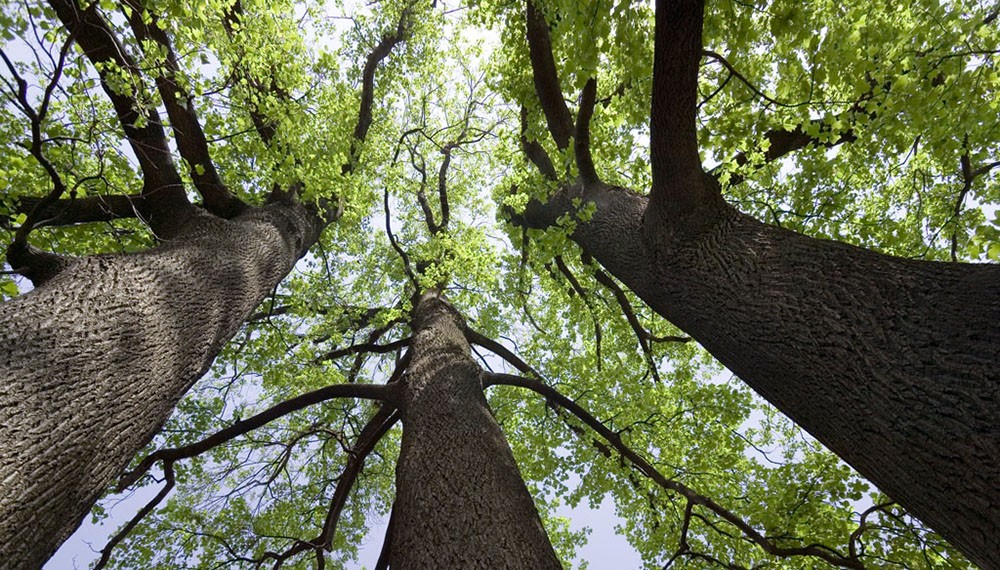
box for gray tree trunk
[0,203,322,570]
[524,182,1000,570]
[389,291,562,569]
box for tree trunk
[389,291,562,569]
[524,182,1000,569]
[0,203,322,570]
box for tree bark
[389,290,561,569]
[0,203,323,570]
[522,181,1000,570]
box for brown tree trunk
[523,182,1000,569]
[0,203,322,570]
[389,291,561,569]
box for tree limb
[316,336,412,364]
[525,0,574,151]
[463,326,543,380]
[345,5,414,176]
[486,373,866,570]
[10,193,142,228]
[94,463,175,570]
[520,105,558,179]
[117,382,398,491]
[649,0,711,216]
[123,0,247,218]
[46,0,192,232]
[575,77,599,184]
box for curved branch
[316,336,412,364]
[436,146,453,232]
[46,0,192,230]
[317,405,399,550]
[124,0,246,218]
[345,5,414,176]
[525,0,574,150]
[384,187,418,285]
[591,265,690,344]
[117,382,398,491]
[463,326,543,379]
[486,373,865,570]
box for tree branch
[575,77,599,184]
[520,105,558,179]
[463,326,544,380]
[123,0,247,218]
[117,382,398,491]
[46,0,192,231]
[247,405,400,569]
[10,193,141,228]
[486,373,866,570]
[525,0,574,151]
[94,463,175,570]
[344,5,413,176]
[316,336,412,364]
[649,0,710,215]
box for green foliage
[2,0,993,568]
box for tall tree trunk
[389,291,562,569]
[0,203,322,570]
[523,182,1000,569]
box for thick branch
[575,77,599,184]
[486,373,865,570]
[649,0,709,215]
[11,193,141,228]
[525,0,574,150]
[46,0,191,227]
[117,382,398,491]
[124,0,246,218]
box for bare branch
[315,336,411,364]
[94,463,175,570]
[463,326,544,380]
[117,382,398,491]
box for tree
[1,0,997,569]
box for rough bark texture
[523,182,1000,569]
[389,291,561,569]
[0,203,322,570]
